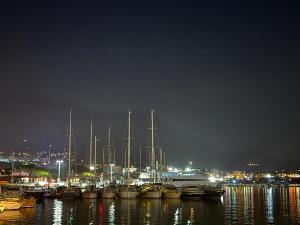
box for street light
[56,160,63,182]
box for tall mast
[94,136,97,176]
[151,110,155,181]
[48,144,52,186]
[139,146,142,173]
[108,124,111,164]
[68,109,72,186]
[164,151,166,168]
[127,111,131,184]
[89,121,93,174]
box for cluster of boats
[43,183,225,200]
[0,186,36,212]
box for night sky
[0,1,299,170]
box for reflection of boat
[163,185,182,199]
[0,206,4,213]
[0,210,24,221]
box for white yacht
[169,171,220,188]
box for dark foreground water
[1,186,300,225]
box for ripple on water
[1,187,300,225]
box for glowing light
[209,176,216,183]
[185,167,191,172]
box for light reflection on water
[1,186,300,224]
[53,199,62,225]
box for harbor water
[1,186,300,224]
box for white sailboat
[82,121,98,199]
[141,110,162,199]
[117,111,139,199]
[101,125,117,199]
[60,110,80,199]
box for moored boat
[181,186,205,199]
[117,185,139,199]
[21,197,36,208]
[140,184,163,199]
[82,186,98,199]
[163,185,182,199]
[101,187,116,199]
[0,199,22,210]
[118,112,139,199]
[202,186,225,199]
[57,186,81,199]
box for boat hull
[202,189,225,199]
[163,191,182,199]
[22,198,36,208]
[82,192,98,199]
[101,191,116,199]
[117,191,139,199]
[181,187,205,199]
[142,191,162,199]
[0,200,22,210]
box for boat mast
[127,111,131,184]
[11,151,15,183]
[108,124,111,164]
[48,144,52,186]
[151,110,155,182]
[68,109,72,186]
[139,146,142,173]
[94,135,97,177]
[89,121,93,174]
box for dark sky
[0,1,299,170]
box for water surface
[1,186,300,224]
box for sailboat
[117,111,139,199]
[82,121,98,199]
[60,110,81,199]
[140,110,162,199]
[101,125,117,199]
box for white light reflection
[266,188,274,223]
[220,195,224,204]
[174,208,180,225]
[53,199,63,225]
[297,187,300,224]
[109,202,115,224]
[68,208,74,224]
